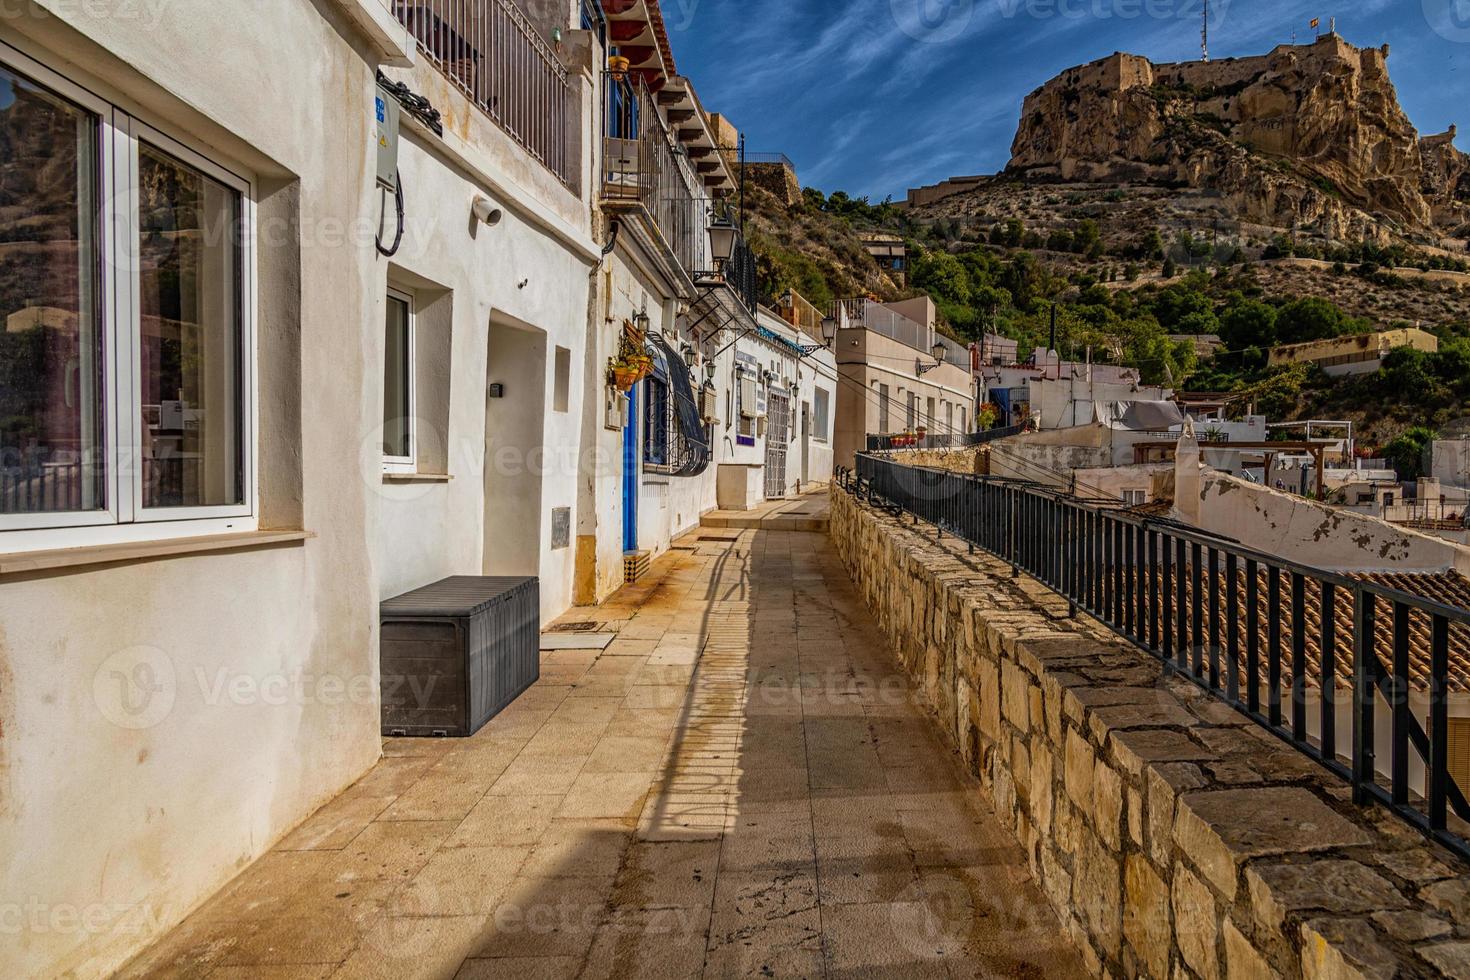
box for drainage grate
[699,534,740,542]
[548,621,601,633]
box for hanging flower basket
[609,353,653,391]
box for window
[383,290,414,468]
[877,384,890,433]
[906,392,917,430]
[926,397,936,428]
[813,388,830,443]
[0,48,253,546]
[1122,489,1147,506]
[643,377,670,469]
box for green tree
[1275,297,1345,343]
[1218,300,1278,350]
[1384,426,1437,480]
[910,251,972,306]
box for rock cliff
[1005,36,1468,242]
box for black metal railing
[395,0,574,185]
[842,454,1470,859]
[724,222,758,313]
[601,72,711,279]
[865,426,1023,452]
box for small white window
[1122,489,1147,506]
[382,289,415,471]
[813,388,830,443]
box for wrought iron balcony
[601,71,713,281]
[395,0,574,186]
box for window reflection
[137,143,243,509]
[0,65,103,515]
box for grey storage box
[380,576,539,737]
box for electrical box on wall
[374,85,400,191]
[605,387,629,431]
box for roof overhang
[659,77,735,193]
[600,0,676,91]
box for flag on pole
[1310,17,1320,28]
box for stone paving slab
[117,524,1085,980]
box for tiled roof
[1140,566,1470,694]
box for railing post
[1352,588,1376,805]
[1429,614,1450,831]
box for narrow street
[119,510,1084,979]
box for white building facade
[0,1,795,976]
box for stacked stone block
[830,486,1470,979]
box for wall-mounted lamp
[916,342,948,376]
[707,214,737,271]
[634,310,651,334]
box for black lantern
[707,215,737,269]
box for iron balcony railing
[395,0,574,185]
[843,453,1470,859]
[724,219,758,313]
[601,71,712,279]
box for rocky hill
[910,36,1469,250]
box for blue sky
[665,0,1470,201]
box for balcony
[394,0,574,185]
[600,71,710,280]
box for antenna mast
[1201,0,1210,62]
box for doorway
[800,400,811,486]
[483,319,547,577]
[622,381,639,552]
[765,390,790,499]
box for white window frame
[0,42,258,551]
[813,387,830,444]
[382,287,416,473]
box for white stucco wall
[1187,470,1470,575]
[0,3,610,977]
[0,4,388,976]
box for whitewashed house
[0,0,766,976]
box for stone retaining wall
[830,485,1470,979]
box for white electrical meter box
[374,85,400,191]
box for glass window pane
[0,63,104,515]
[383,295,411,459]
[138,142,243,509]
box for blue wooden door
[622,383,638,552]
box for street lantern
[931,341,947,363]
[707,215,737,269]
[820,316,838,347]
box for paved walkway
[121,524,1084,979]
